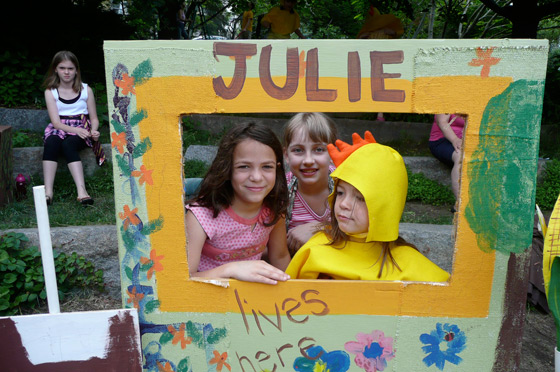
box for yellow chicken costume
[286,132,450,282]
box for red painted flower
[156,361,174,372]
[115,73,136,95]
[468,47,500,78]
[126,287,145,309]
[111,132,127,154]
[209,350,231,372]
[119,205,141,231]
[167,323,192,349]
[145,249,164,279]
[131,165,154,186]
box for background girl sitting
[185,122,291,285]
[286,132,449,282]
[283,112,338,255]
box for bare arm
[185,211,290,284]
[44,90,90,139]
[435,114,462,152]
[86,86,100,141]
[267,218,291,271]
[286,221,321,255]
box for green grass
[0,165,115,230]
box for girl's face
[231,139,277,210]
[56,60,77,84]
[285,128,331,188]
[334,181,369,235]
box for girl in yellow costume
[286,132,449,282]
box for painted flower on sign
[419,323,466,370]
[114,72,136,95]
[293,345,350,372]
[344,330,395,371]
[209,350,231,372]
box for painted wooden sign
[103,39,548,371]
[0,309,141,371]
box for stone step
[185,145,549,187]
[12,144,112,180]
[1,222,455,299]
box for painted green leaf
[125,266,133,281]
[159,331,174,345]
[142,217,164,236]
[177,357,191,372]
[145,300,160,314]
[132,60,153,86]
[185,321,205,348]
[207,327,228,345]
[130,109,147,127]
[548,256,560,349]
[132,138,152,159]
[465,79,544,254]
[116,154,132,177]
[111,118,126,134]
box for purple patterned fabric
[43,115,92,148]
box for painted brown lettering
[306,48,337,102]
[301,289,330,316]
[298,337,321,360]
[370,51,405,102]
[258,303,282,332]
[255,351,276,372]
[259,45,299,100]
[235,289,251,334]
[276,343,294,368]
[236,352,257,372]
[348,51,361,102]
[212,43,257,100]
[282,297,308,324]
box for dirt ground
[521,308,556,371]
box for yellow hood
[329,143,407,242]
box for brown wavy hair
[42,51,83,92]
[323,180,416,278]
[191,122,288,226]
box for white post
[556,347,560,372]
[32,185,60,314]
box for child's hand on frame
[227,260,290,285]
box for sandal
[78,196,94,206]
[46,196,53,206]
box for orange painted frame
[133,71,515,318]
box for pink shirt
[286,165,335,230]
[186,205,273,271]
[429,114,465,142]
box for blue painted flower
[420,323,466,370]
[293,345,350,372]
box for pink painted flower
[344,330,395,372]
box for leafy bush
[542,48,560,127]
[184,160,209,179]
[536,159,560,210]
[406,170,455,206]
[0,51,44,108]
[0,232,104,315]
[12,130,44,147]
